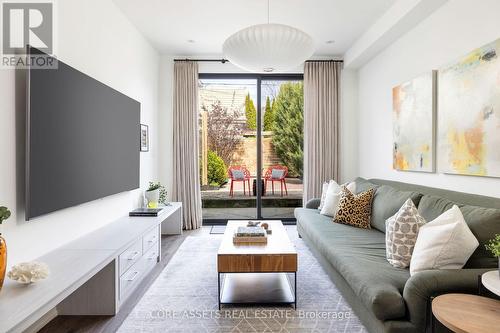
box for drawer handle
[127,251,140,261]
[126,271,139,281]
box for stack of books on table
[129,208,164,217]
[233,226,267,244]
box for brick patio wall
[230,134,282,175]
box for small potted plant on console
[145,182,167,208]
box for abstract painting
[438,38,500,177]
[393,71,436,172]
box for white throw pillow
[320,181,356,217]
[409,205,479,276]
[318,181,330,210]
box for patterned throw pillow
[334,187,375,229]
[385,199,426,268]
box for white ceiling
[114,0,396,57]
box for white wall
[357,0,500,197]
[0,0,160,265]
[158,55,174,198]
[340,69,359,183]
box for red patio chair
[263,165,288,197]
[228,166,251,197]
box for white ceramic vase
[145,189,159,208]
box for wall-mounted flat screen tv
[26,47,140,220]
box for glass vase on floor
[0,234,6,290]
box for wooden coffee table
[217,220,297,309]
[431,293,500,333]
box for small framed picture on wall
[140,124,149,152]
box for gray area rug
[210,225,227,234]
[117,228,367,333]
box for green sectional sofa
[295,178,500,333]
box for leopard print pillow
[334,186,375,229]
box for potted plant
[485,234,500,275]
[145,182,167,208]
[0,206,11,290]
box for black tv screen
[26,48,140,220]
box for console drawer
[142,226,159,253]
[119,258,144,301]
[142,242,159,273]
[119,239,142,276]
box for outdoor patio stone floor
[202,207,297,219]
[202,182,303,200]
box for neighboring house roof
[199,85,248,120]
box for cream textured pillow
[385,199,426,268]
[410,205,479,276]
[320,181,356,217]
[318,181,330,210]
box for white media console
[0,202,183,333]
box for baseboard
[25,307,58,333]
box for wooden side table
[431,293,500,333]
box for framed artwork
[438,38,500,177]
[392,71,437,172]
[140,124,149,152]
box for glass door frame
[199,73,304,225]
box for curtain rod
[305,59,343,63]
[173,58,344,63]
[174,58,229,63]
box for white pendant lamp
[222,0,315,73]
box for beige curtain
[303,61,342,204]
[172,61,202,230]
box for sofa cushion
[296,208,409,320]
[417,195,454,221]
[418,195,500,268]
[370,185,423,233]
[353,177,379,194]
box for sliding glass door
[199,74,303,223]
[261,79,304,219]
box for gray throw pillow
[271,169,285,179]
[386,198,426,268]
[231,170,244,180]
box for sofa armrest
[305,198,321,209]
[403,268,489,331]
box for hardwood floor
[39,228,209,333]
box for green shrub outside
[245,93,257,130]
[263,96,274,131]
[272,82,304,177]
[206,150,227,186]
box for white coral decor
[7,261,50,284]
